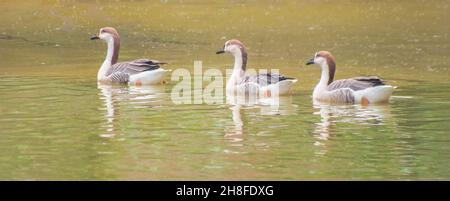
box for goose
[306,51,394,104]
[216,39,297,97]
[90,27,169,85]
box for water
[0,0,449,180]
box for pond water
[0,0,449,180]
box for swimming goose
[306,51,394,104]
[90,27,169,85]
[216,39,297,96]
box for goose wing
[106,72,130,83]
[327,76,385,91]
[318,88,355,103]
[241,73,295,86]
[107,59,164,76]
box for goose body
[91,27,169,85]
[306,51,394,104]
[216,39,297,96]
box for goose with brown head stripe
[91,27,169,85]
[306,51,394,105]
[216,39,297,97]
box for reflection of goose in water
[97,84,167,138]
[224,96,298,154]
[226,94,296,116]
[225,95,297,140]
[225,105,244,145]
[98,84,117,138]
[312,103,392,154]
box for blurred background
[1,0,448,83]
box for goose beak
[90,35,100,40]
[306,58,315,65]
[216,47,225,54]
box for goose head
[216,39,247,56]
[90,27,120,42]
[306,51,336,84]
[90,27,121,65]
[216,39,248,71]
[306,51,335,67]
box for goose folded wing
[327,76,385,91]
[320,88,355,103]
[108,59,163,76]
[241,73,295,86]
[106,72,130,83]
